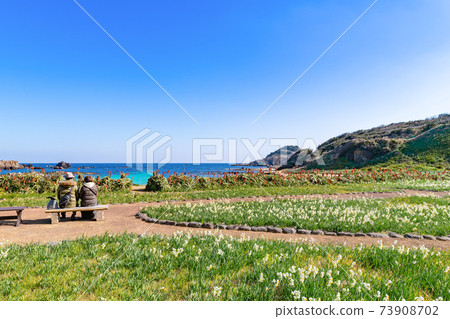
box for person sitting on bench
[78,175,98,220]
[57,172,78,220]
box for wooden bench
[0,206,27,227]
[45,205,108,224]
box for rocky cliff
[281,114,450,170]
[247,145,300,167]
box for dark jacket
[78,182,98,207]
[57,180,78,208]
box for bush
[146,173,170,192]
[95,176,132,192]
[0,173,62,193]
[0,172,132,194]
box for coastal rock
[404,233,423,240]
[297,229,311,235]
[388,231,404,238]
[367,232,388,238]
[53,161,71,169]
[282,227,296,234]
[0,160,24,170]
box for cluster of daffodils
[171,247,184,257]
[258,249,413,301]
[0,249,9,258]
[212,286,222,297]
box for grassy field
[142,196,450,236]
[0,182,402,208]
[0,233,448,301]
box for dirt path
[0,190,449,249]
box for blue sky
[1,0,449,163]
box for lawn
[142,196,450,236]
[0,233,448,301]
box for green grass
[0,183,399,208]
[142,196,450,236]
[401,125,450,165]
[364,125,450,170]
[0,233,448,301]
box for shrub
[95,176,132,192]
[146,173,170,192]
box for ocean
[0,163,260,185]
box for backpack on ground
[46,197,59,210]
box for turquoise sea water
[0,163,260,185]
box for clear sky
[1,0,449,163]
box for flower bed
[0,233,448,300]
[141,196,450,236]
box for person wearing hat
[57,172,79,220]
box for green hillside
[281,114,450,170]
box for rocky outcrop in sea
[0,160,24,170]
[52,161,71,169]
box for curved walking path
[0,189,449,250]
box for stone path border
[135,212,450,242]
